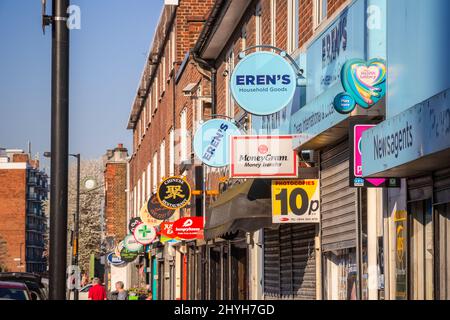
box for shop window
[323,248,358,300]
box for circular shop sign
[147,194,174,220]
[128,217,143,234]
[140,203,160,226]
[333,92,356,114]
[230,51,297,116]
[133,223,157,245]
[120,248,139,263]
[123,234,144,253]
[193,119,241,167]
[157,177,191,210]
[107,252,126,267]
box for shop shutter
[320,140,358,252]
[434,168,450,205]
[408,175,433,202]
[264,225,316,300]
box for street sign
[133,223,157,245]
[193,119,241,167]
[271,180,320,223]
[230,51,297,115]
[230,135,298,178]
[147,194,174,220]
[157,177,191,210]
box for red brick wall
[104,162,128,240]
[0,169,26,272]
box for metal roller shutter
[320,140,358,252]
[434,168,450,204]
[264,225,316,300]
[407,175,433,202]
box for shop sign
[334,58,387,114]
[394,210,407,300]
[230,135,298,178]
[349,123,400,188]
[133,223,157,245]
[119,248,138,263]
[140,202,160,226]
[361,88,450,176]
[230,51,297,115]
[147,194,174,220]
[107,252,126,267]
[123,234,143,253]
[172,217,204,240]
[114,240,124,257]
[160,221,176,239]
[193,119,241,167]
[271,180,320,223]
[128,217,142,234]
[157,177,192,210]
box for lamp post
[44,151,80,300]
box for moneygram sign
[230,135,298,178]
[231,51,297,115]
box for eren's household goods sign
[230,135,298,178]
[272,179,320,223]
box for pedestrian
[112,281,128,301]
[88,277,107,301]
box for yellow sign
[140,203,160,226]
[271,179,320,223]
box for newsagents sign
[231,51,297,115]
[361,88,450,177]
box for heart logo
[341,58,386,109]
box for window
[169,128,175,176]
[287,0,300,53]
[133,185,137,216]
[241,25,247,51]
[154,77,159,112]
[146,162,151,200]
[313,0,327,29]
[171,29,176,69]
[180,108,188,162]
[137,179,141,211]
[141,172,146,205]
[225,50,235,118]
[162,55,166,91]
[137,119,142,145]
[153,152,158,193]
[270,0,277,46]
[255,2,262,47]
[160,140,166,179]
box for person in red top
[88,278,107,300]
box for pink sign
[354,125,376,177]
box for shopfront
[360,0,450,300]
[288,0,387,300]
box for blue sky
[0,0,163,170]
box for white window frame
[153,152,158,193]
[169,128,175,176]
[313,0,328,30]
[141,172,146,205]
[146,162,151,200]
[225,49,235,118]
[287,0,300,53]
[180,108,188,162]
[154,77,159,112]
[255,2,262,47]
[171,29,176,69]
[270,0,277,47]
[160,140,166,179]
[133,186,137,216]
[162,55,166,91]
[137,179,141,211]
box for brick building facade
[103,144,129,243]
[0,149,48,273]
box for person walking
[88,278,107,300]
[112,281,128,301]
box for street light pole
[73,154,80,300]
[49,0,70,300]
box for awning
[204,179,272,240]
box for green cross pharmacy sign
[133,223,156,245]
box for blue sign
[193,119,240,167]
[333,92,356,114]
[107,252,126,267]
[230,51,297,115]
[361,88,450,176]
